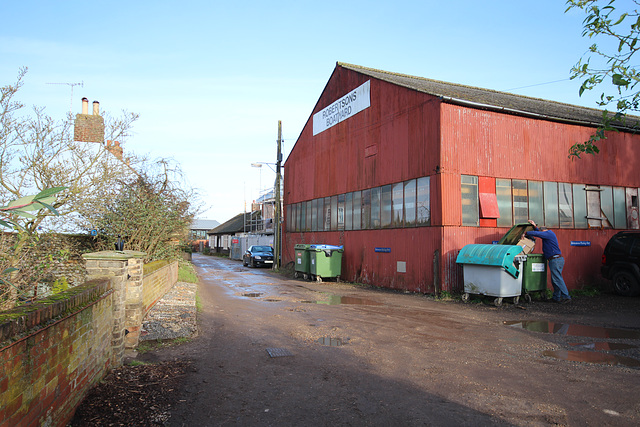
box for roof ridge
[336,62,610,115]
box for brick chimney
[74,98,105,143]
[106,141,124,160]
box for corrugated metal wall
[440,104,640,186]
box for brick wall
[0,251,180,427]
[124,261,179,348]
[0,279,113,427]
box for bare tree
[0,68,140,307]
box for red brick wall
[0,279,113,427]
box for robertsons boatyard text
[313,80,371,135]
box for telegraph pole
[274,121,283,269]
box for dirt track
[143,254,640,426]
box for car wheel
[243,258,248,267]
[613,270,640,297]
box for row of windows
[462,175,638,229]
[286,177,431,232]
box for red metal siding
[440,103,640,187]
[284,228,441,293]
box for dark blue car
[243,245,274,268]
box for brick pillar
[82,250,146,367]
[124,257,144,349]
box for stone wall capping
[82,250,147,261]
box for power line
[503,78,571,92]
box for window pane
[311,199,318,231]
[613,187,627,229]
[362,189,371,229]
[544,182,559,228]
[461,175,479,226]
[404,179,416,226]
[331,195,338,231]
[558,183,573,228]
[496,178,512,227]
[528,181,544,226]
[293,203,299,232]
[601,186,613,227]
[306,201,312,231]
[323,197,331,231]
[416,177,431,226]
[512,179,528,224]
[381,185,393,228]
[573,184,587,228]
[286,205,292,232]
[299,202,306,231]
[353,191,362,230]
[345,192,353,231]
[392,183,404,227]
[371,187,381,229]
[316,198,324,232]
[337,194,345,230]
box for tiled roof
[338,62,639,130]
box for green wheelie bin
[309,244,344,282]
[294,244,312,280]
[498,223,547,302]
[520,253,547,302]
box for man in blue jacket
[525,219,571,303]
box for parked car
[243,245,274,268]
[601,231,640,296]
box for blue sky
[0,0,609,223]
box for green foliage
[89,166,195,263]
[436,290,454,301]
[566,0,640,158]
[178,262,198,283]
[570,286,602,297]
[52,277,69,294]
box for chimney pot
[82,97,89,114]
[92,101,99,115]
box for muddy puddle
[505,320,640,367]
[504,320,640,339]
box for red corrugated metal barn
[283,62,640,294]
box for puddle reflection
[317,337,344,347]
[242,292,263,298]
[303,295,383,306]
[543,350,640,368]
[504,320,640,339]
[569,342,637,351]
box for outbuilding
[283,62,640,293]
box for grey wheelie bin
[309,244,344,282]
[294,244,312,280]
[456,244,525,306]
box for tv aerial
[46,81,84,118]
